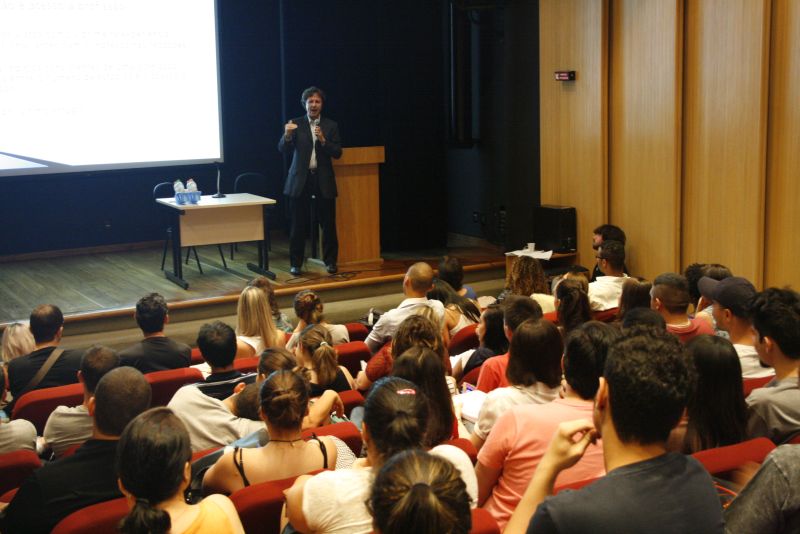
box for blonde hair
[236,286,282,349]
[2,323,35,364]
[298,324,339,386]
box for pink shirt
[477,398,605,529]
[476,353,509,393]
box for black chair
[231,172,278,257]
[153,182,227,273]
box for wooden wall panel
[764,0,800,289]
[539,0,608,267]
[681,0,771,284]
[609,0,682,280]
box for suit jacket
[278,115,342,199]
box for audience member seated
[284,377,477,534]
[364,262,445,354]
[746,288,800,443]
[470,319,562,450]
[0,366,35,453]
[590,224,627,282]
[118,293,191,373]
[235,286,286,359]
[357,314,447,392]
[248,275,294,334]
[439,255,478,300]
[256,347,296,381]
[428,281,481,338]
[393,347,458,446]
[168,380,265,452]
[686,263,732,335]
[286,290,349,351]
[43,345,120,458]
[452,303,508,381]
[587,240,628,311]
[1,322,34,365]
[117,407,244,534]
[294,324,355,396]
[203,370,339,495]
[724,444,800,534]
[504,327,724,534]
[0,367,152,534]
[554,278,592,336]
[194,321,256,400]
[476,296,542,393]
[651,272,714,343]
[621,307,666,331]
[7,304,83,412]
[669,335,747,454]
[476,321,616,529]
[698,275,773,378]
[615,278,652,323]
[498,256,555,313]
[369,449,472,534]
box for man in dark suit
[278,86,342,275]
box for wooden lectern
[331,146,385,267]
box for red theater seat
[459,366,482,387]
[190,346,204,365]
[441,438,478,465]
[335,341,371,377]
[470,508,501,534]
[302,421,362,456]
[11,383,84,435]
[233,356,259,374]
[145,367,203,406]
[339,389,365,417]
[0,450,41,496]
[345,322,369,342]
[692,437,776,477]
[51,497,128,534]
[592,307,619,323]
[449,323,479,355]
[743,375,773,398]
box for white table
[156,193,277,289]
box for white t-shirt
[43,404,92,457]
[531,293,556,314]
[588,275,629,311]
[734,344,774,379]
[430,444,478,507]
[237,335,264,354]
[473,383,559,440]
[167,385,264,452]
[303,468,373,534]
[0,419,36,454]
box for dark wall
[0,0,448,255]
[445,0,540,250]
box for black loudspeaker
[533,205,577,253]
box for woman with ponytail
[555,278,592,335]
[284,377,477,534]
[117,408,244,534]
[369,449,471,534]
[294,324,355,396]
[202,370,339,495]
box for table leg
[247,205,276,280]
[164,210,189,289]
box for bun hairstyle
[363,377,428,461]
[369,449,471,534]
[259,370,310,430]
[298,324,339,386]
[293,289,324,325]
[117,408,192,534]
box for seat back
[51,497,129,534]
[230,473,315,534]
[338,389,365,417]
[692,437,776,476]
[11,383,84,434]
[470,508,501,534]
[592,307,619,322]
[0,450,42,496]
[233,357,259,374]
[543,310,559,324]
[441,438,478,465]
[344,322,369,342]
[449,323,479,355]
[190,347,204,365]
[743,375,773,398]
[145,368,203,406]
[459,365,482,388]
[302,421,363,456]
[335,341,371,377]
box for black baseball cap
[698,276,757,318]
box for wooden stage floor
[0,239,506,325]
